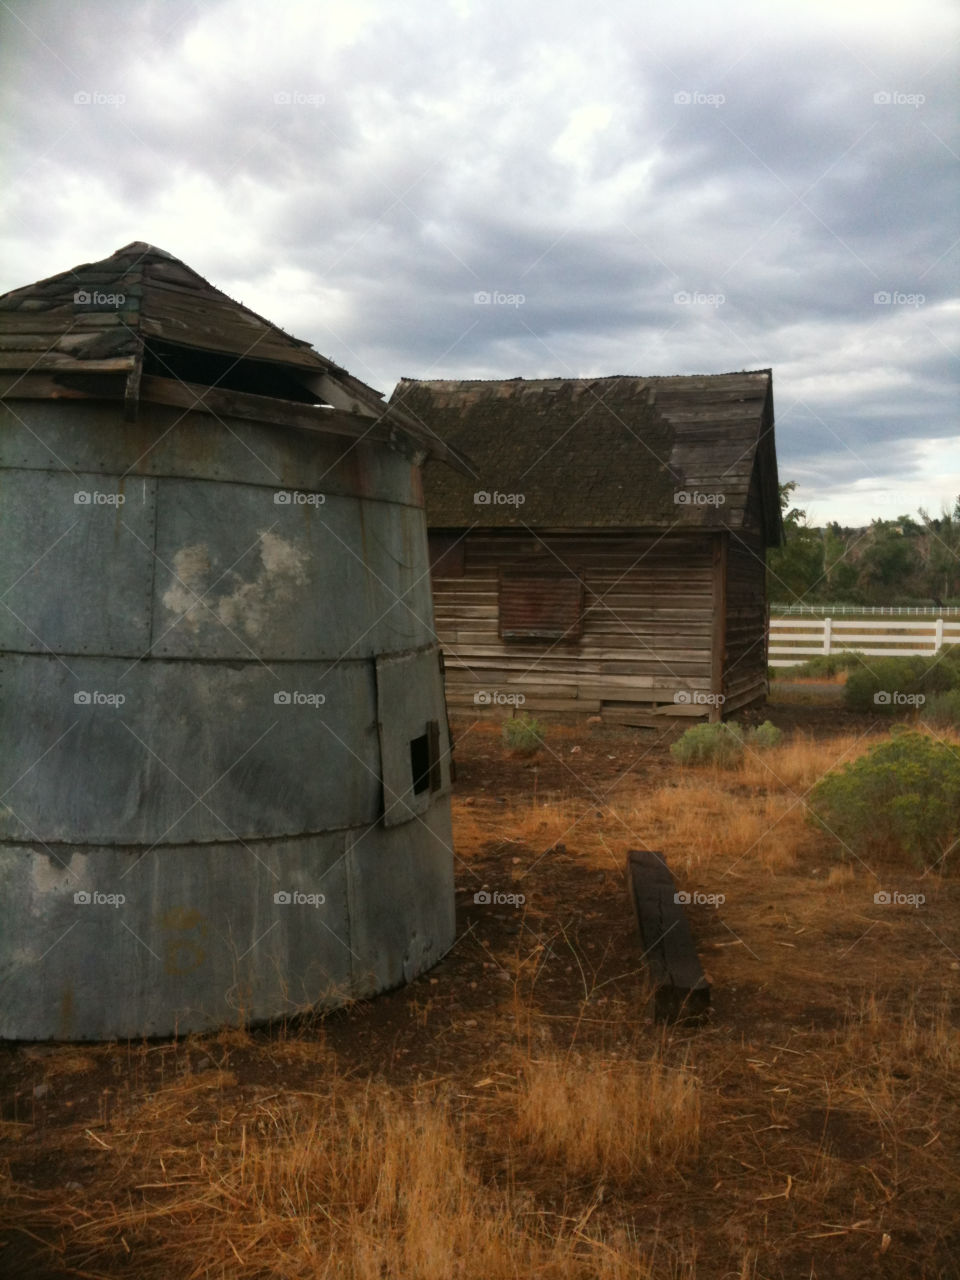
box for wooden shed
[390,372,783,725]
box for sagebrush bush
[746,720,783,751]
[671,720,783,767]
[920,689,960,730]
[670,722,744,767]
[845,654,960,713]
[778,653,864,679]
[502,713,546,755]
[809,729,960,868]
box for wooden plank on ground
[626,850,710,1024]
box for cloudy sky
[1,0,957,526]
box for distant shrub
[844,654,959,713]
[920,690,960,731]
[503,714,546,755]
[746,721,783,751]
[671,719,783,767]
[671,722,743,767]
[809,730,960,868]
[777,653,864,679]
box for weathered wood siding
[722,531,769,712]
[433,530,717,723]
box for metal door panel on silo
[151,479,380,661]
[0,468,157,656]
[345,802,456,996]
[375,648,451,828]
[0,656,381,845]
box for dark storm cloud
[0,0,957,523]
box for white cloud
[0,0,957,525]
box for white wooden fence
[772,603,960,617]
[769,617,960,667]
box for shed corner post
[711,531,728,723]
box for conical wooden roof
[0,242,455,460]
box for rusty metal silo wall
[0,401,455,1040]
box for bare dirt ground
[1,698,958,1279]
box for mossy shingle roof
[390,372,782,544]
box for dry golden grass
[592,732,907,881]
[612,783,815,875]
[3,720,958,1280]
[4,1065,691,1280]
[736,731,882,790]
[19,1048,99,1079]
[514,1051,701,1181]
[841,994,960,1073]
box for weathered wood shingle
[0,242,456,461]
[0,241,333,374]
[390,373,782,545]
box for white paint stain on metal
[162,544,212,627]
[31,852,87,901]
[162,533,308,639]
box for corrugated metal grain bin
[0,243,458,1040]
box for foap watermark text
[874,890,924,908]
[74,691,125,707]
[674,690,725,707]
[274,691,326,707]
[474,889,526,906]
[274,490,325,506]
[474,290,525,307]
[74,890,125,907]
[474,490,525,506]
[675,490,725,507]
[675,890,725,907]
[475,690,525,707]
[874,691,925,707]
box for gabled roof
[0,242,454,462]
[390,372,783,545]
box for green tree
[857,519,921,601]
[822,523,860,599]
[766,482,825,603]
[919,498,960,603]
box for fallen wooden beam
[626,850,710,1024]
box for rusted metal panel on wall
[346,802,456,996]
[0,832,354,1041]
[0,402,421,507]
[375,647,450,828]
[0,468,157,655]
[499,570,584,640]
[0,654,381,844]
